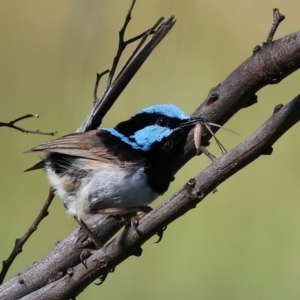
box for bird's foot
[155,225,167,243]
[80,248,97,268]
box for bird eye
[157,117,169,127]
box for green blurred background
[1,0,300,299]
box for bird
[26,104,206,247]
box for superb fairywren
[26,104,205,244]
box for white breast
[46,163,158,218]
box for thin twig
[0,114,57,136]
[125,17,164,45]
[0,190,55,284]
[266,8,285,44]
[106,0,136,85]
[93,70,109,102]
[199,145,216,162]
[113,31,151,84]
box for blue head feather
[137,104,189,120]
[101,104,190,151]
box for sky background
[1,0,300,299]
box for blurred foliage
[1,0,300,299]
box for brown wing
[26,130,122,163]
[26,130,99,158]
[26,130,141,172]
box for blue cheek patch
[102,126,176,152]
[132,125,174,151]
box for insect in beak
[194,122,202,152]
[192,119,239,155]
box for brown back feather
[25,130,139,169]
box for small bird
[26,104,205,245]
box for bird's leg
[75,217,103,249]
[74,217,103,267]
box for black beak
[180,116,207,129]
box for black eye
[157,117,169,127]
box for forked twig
[0,114,57,136]
[94,70,109,101]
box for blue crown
[137,104,189,120]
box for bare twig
[0,114,57,136]
[106,0,136,86]
[0,190,55,284]
[126,17,164,44]
[93,70,109,102]
[198,145,216,162]
[266,8,285,44]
